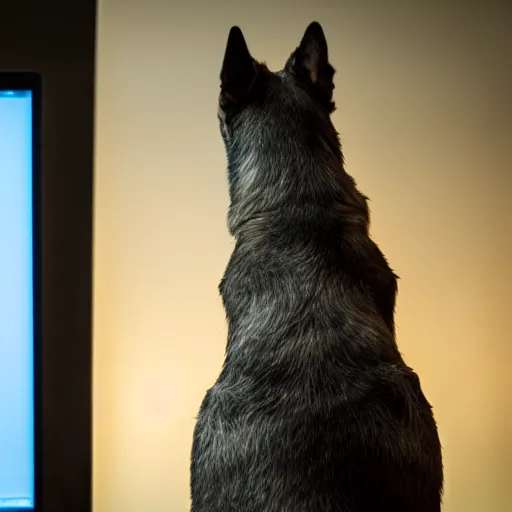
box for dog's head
[220,21,336,118]
[218,22,367,234]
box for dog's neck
[224,120,370,238]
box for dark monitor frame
[0,72,42,512]
[0,70,93,512]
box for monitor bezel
[0,72,42,512]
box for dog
[190,22,443,512]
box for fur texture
[190,22,443,512]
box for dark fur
[190,22,443,512]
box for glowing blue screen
[0,89,35,510]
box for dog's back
[190,22,443,512]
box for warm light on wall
[93,1,512,511]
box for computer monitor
[0,73,41,512]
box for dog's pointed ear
[287,22,336,112]
[220,26,258,107]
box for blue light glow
[0,89,35,510]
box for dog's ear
[287,22,336,113]
[220,26,258,107]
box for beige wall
[93,1,512,511]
